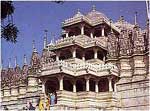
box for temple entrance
[45,77,59,95]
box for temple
[1,6,149,110]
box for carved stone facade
[1,6,149,110]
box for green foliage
[1,23,19,43]
[1,1,14,20]
[1,1,19,43]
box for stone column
[95,80,99,93]
[80,24,85,35]
[103,56,106,62]
[56,51,60,61]
[108,77,113,92]
[85,76,91,91]
[101,26,105,36]
[66,32,69,38]
[58,75,64,91]
[82,52,85,61]
[72,80,76,93]
[71,47,76,58]
[90,30,94,38]
[94,48,98,59]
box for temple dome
[73,9,84,18]
[86,6,109,21]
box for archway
[63,79,73,92]
[99,78,109,92]
[45,77,59,95]
[89,79,95,92]
[76,78,86,92]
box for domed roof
[86,5,109,21]
[114,16,134,30]
[73,9,84,18]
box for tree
[1,1,19,43]
[1,1,63,43]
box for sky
[1,1,147,68]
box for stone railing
[41,60,118,76]
[63,16,91,27]
[48,35,107,51]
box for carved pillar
[95,79,99,93]
[82,52,85,61]
[58,75,64,91]
[80,24,85,35]
[94,48,98,59]
[72,80,76,93]
[85,76,91,91]
[71,47,77,58]
[101,26,105,36]
[90,30,94,38]
[108,77,113,92]
[56,51,60,61]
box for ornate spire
[24,54,27,65]
[109,19,113,33]
[77,8,80,14]
[8,58,11,68]
[14,56,17,67]
[44,30,48,49]
[134,11,138,25]
[92,5,96,12]
[118,16,124,23]
[32,40,37,52]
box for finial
[32,40,37,52]
[8,58,11,68]
[14,56,17,67]
[119,16,124,23]
[44,30,48,49]
[109,19,113,33]
[77,9,80,14]
[92,5,96,11]
[24,54,27,65]
[134,11,138,25]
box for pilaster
[132,54,147,81]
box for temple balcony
[86,58,105,64]
[40,60,119,77]
[50,90,119,110]
[48,35,107,51]
[64,58,85,64]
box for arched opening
[76,48,82,59]
[59,49,72,60]
[76,79,85,92]
[94,29,101,37]
[98,50,104,61]
[84,27,90,37]
[89,79,95,92]
[99,78,109,92]
[63,78,73,92]
[45,77,59,95]
[69,27,81,36]
[85,50,94,60]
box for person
[50,92,56,105]
[39,96,44,111]
[28,102,35,110]
[54,91,57,104]
[45,95,50,110]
